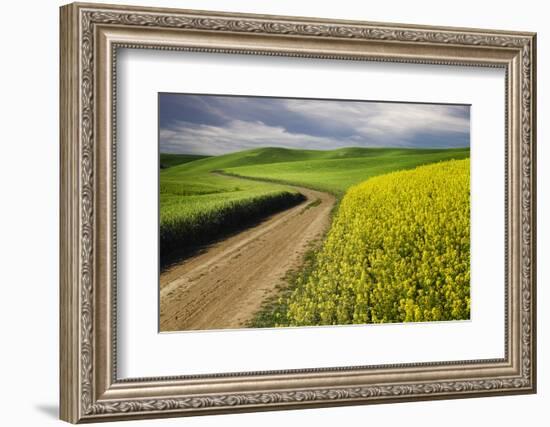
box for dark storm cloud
[159,93,470,155]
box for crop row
[160,189,305,266]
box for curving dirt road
[159,182,336,332]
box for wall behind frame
[0,0,544,426]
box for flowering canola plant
[284,158,470,326]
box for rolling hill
[160,146,470,263]
[220,147,470,194]
[160,153,209,169]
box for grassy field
[160,152,306,264]
[160,153,208,169]
[222,147,470,195]
[160,147,470,270]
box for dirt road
[159,182,336,332]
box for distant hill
[160,153,209,169]
[163,146,470,177]
[160,146,470,263]
[175,146,470,194]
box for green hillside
[160,146,470,263]
[165,146,468,174]
[160,149,305,264]
[221,147,470,194]
[160,153,209,169]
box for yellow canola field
[286,158,470,326]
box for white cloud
[160,119,356,155]
[284,100,469,139]
[160,96,470,154]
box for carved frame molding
[60,2,536,423]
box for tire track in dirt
[159,177,336,332]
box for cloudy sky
[159,93,470,155]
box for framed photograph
[60,2,537,423]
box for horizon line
[160,145,471,156]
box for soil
[159,184,336,332]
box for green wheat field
[160,146,470,327]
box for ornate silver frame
[60,2,537,423]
